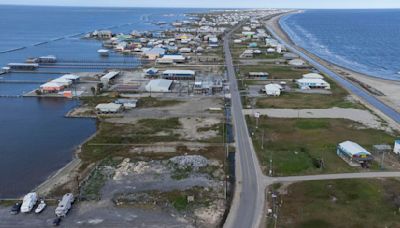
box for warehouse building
[337,141,373,164]
[145,79,173,92]
[162,70,195,80]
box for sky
[0,0,400,9]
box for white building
[297,78,331,90]
[265,84,282,96]
[394,140,400,154]
[156,54,186,64]
[95,103,123,113]
[145,79,173,92]
[100,71,120,86]
[337,141,373,163]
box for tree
[91,86,96,96]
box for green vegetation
[80,118,182,164]
[256,78,363,109]
[80,158,120,200]
[80,94,119,107]
[137,97,183,108]
[247,117,396,176]
[239,64,308,80]
[277,179,400,228]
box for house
[297,78,331,90]
[240,49,254,58]
[162,70,195,80]
[95,103,123,113]
[144,67,159,77]
[265,38,279,47]
[265,84,282,96]
[145,79,173,92]
[179,47,192,53]
[248,72,269,79]
[114,99,138,109]
[298,79,329,90]
[337,141,373,163]
[143,47,165,60]
[156,54,186,64]
[288,59,306,67]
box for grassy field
[256,77,363,109]
[137,97,183,108]
[247,117,396,176]
[276,179,400,228]
[238,65,309,80]
[80,118,182,164]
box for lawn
[247,117,396,176]
[256,77,363,109]
[276,179,400,228]
[238,64,309,80]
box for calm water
[280,9,400,81]
[0,5,201,197]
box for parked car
[10,202,22,215]
[52,217,62,226]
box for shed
[101,71,120,85]
[337,141,373,163]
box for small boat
[35,200,47,214]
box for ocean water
[280,9,400,81]
[0,5,202,197]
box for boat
[21,192,38,213]
[98,49,109,57]
[35,200,46,214]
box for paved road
[266,21,400,124]
[223,27,265,228]
[270,172,400,183]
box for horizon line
[0,3,400,10]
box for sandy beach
[266,13,400,126]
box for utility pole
[261,129,265,150]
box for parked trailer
[55,193,74,217]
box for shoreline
[33,128,98,197]
[266,12,400,129]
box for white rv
[20,192,38,213]
[55,193,74,217]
